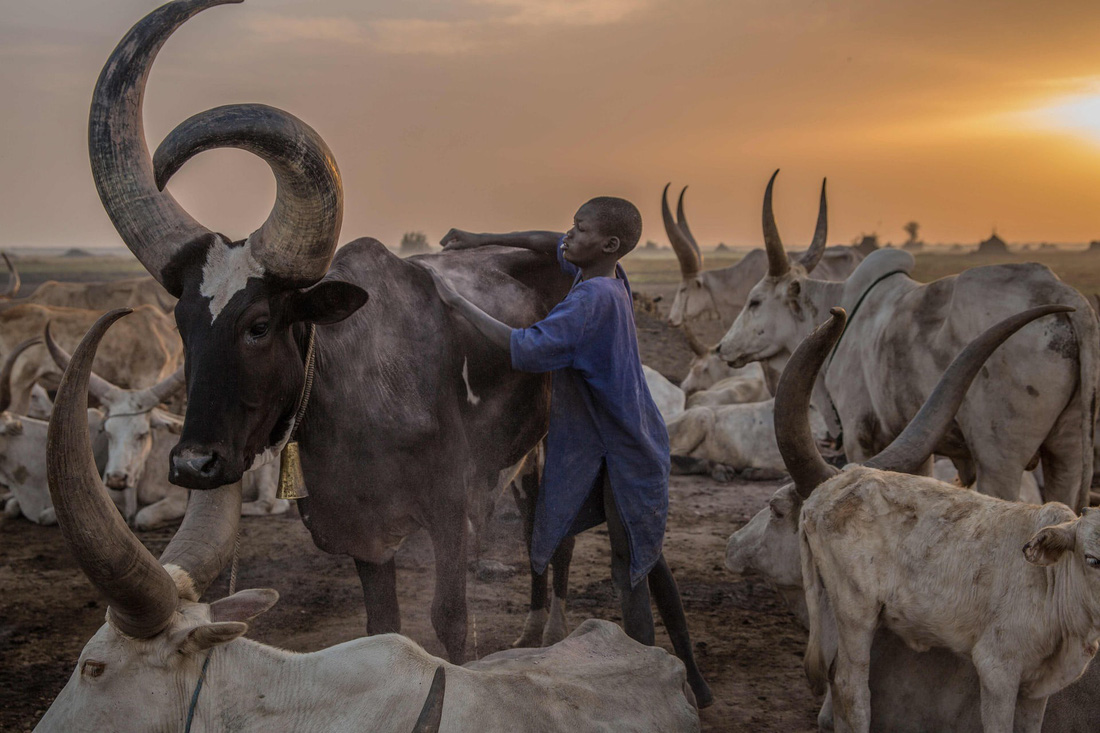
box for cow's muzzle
[169,444,235,490]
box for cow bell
[277,441,308,500]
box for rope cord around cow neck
[185,327,315,732]
[821,269,908,449]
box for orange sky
[3,0,1100,252]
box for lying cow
[680,325,767,396]
[0,339,106,525]
[36,309,700,733]
[667,398,828,481]
[685,375,770,409]
[43,326,286,529]
[643,366,685,422]
[726,306,1099,732]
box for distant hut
[854,234,879,256]
[642,240,660,252]
[977,231,1008,255]
[715,242,731,253]
[1088,240,1100,253]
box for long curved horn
[89,0,242,296]
[0,337,42,412]
[47,308,179,638]
[865,305,1074,474]
[153,103,342,288]
[159,479,242,601]
[774,307,843,498]
[663,183,701,279]
[0,252,20,299]
[682,324,708,357]
[675,186,701,254]
[762,169,790,278]
[44,322,121,404]
[411,667,446,733]
[797,178,828,274]
[145,366,187,407]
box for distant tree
[642,239,659,251]
[903,221,920,245]
[399,231,431,255]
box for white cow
[667,398,829,480]
[643,365,685,422]
[718,172,1099,510]
[43,327,287,529]
[728,304,1097,732]
[37,309,701,733]
[680,324,768,396]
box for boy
[429,197,713,708]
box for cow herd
[6,0,1100,731]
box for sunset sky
[3,0,1100,252]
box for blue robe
[510,244,670,587]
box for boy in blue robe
[430,197,712,707]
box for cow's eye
[81,660,106,678]
[748,300,760,309]
[248,321,270,340]
[1086,555,1100,568]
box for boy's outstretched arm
[440,229,563,257]
[428,267,512,351]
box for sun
[1028,91,1100,145]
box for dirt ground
[0,280,824,732]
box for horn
[145,365,186,407]
[0,337,42,412]
[153,103,342,288]
[47,308,179,638]
[662,183,701,279]
[762,169,790,278]
[89,0,243,296]
[0,252,20,299]
[675,186,701,254]
[865,305,1074,474]
[411,667,446,733]
[682,324,708,357]
[797,178,828,274]
[44,322,121,404]
[158,479,242,601]
[774,307,843,498]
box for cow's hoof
[541,595,569,646]
[513,608,548,648]
[37,507,57,525]
[2,497,19,519]
[710,464,738,483]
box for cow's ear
[175,622,249,655]
[209,588,279,623]
[786,280,803,319]
[286,281,369,326]
[150,410,183,435]
[1023,521,1077,566]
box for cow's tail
[800,517,829,697]
[1069,300,1099,512]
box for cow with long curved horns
[662,178,863,327]
[90,0,580,661]
[718,172,1099,510]
[37,309,701,733]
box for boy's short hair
[584,197,642,256]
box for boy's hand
[440,229,485,251]
[427,267,464,309]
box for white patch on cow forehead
[200,235,265,322]
[462,357,481,407]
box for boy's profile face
[561,203,620,268]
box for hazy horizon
[3,0,1100,255]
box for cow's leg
[648,554,713,708]
[133,492,188,531]
[972,440,1031,502]
[1038,400,1087,511]
[1013,695,1047,733]
[830,611,876,733]
[972,651,1021,733]
[428,513,468,664]
[355,558,401,636]
[511,468,549,647]
[542,535,574,646]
